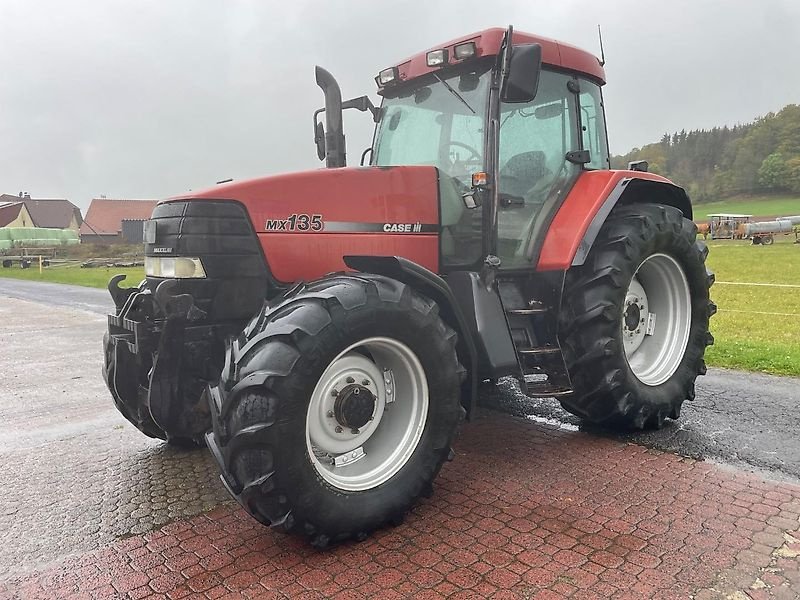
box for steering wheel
[446,141,482,168]
[444,141,483,189]
[446,141,481,161]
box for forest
[611,104,800,203]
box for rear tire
[207,274,465,546]
[558,204,715,429]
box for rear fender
[537,171,692,271]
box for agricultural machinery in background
[102,26,715,546]
[707,214,751,240]
[745,215,800,245]
[703,213,800,245]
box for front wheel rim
[306,337,428,491]
[622,253,692,386]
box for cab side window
[579,82,610,170]
[496,70,580,266]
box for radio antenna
[597,24,606,66]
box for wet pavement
[0,297,230,582]
[480,371,800,483]
[2,282,800,598]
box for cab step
[518,346,561,356]
[506,307,548,316]
[525,382,573,398]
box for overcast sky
[2,0,799,211]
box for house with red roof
[80,198,158,244]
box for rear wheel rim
[306,337,428,491]
[622,253,692,386]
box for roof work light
[426,49,448,67]
[453,42,477,60]
[375,67,399,87]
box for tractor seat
[500,150,548,198]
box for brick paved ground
[3,413,800,599]
[2,297,800,599]
[0,299,229,580]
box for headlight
[145,256,207,279]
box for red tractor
[104,27,715,546]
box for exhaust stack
[315,66,347,168]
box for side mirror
[462,192,481,209]
[501,43,542,104]
[314,121,326,161]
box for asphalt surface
[480,373,800,484]
[1,277,798,484]
[0,278,113,315]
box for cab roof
[384,27,605,89]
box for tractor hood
[180,165,442,282]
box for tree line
[611,104,800,203]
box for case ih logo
[383,223,423,233]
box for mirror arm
[341,96,381,122]
[316,96,380,125]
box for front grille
[145,200,270,322]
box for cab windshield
[372,63,491,186]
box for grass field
[2,236,798,377]
[0,263,144,288]
[704,236,800,376]
[694,195,800,220]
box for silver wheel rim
[305,336,428,491]
[622,253,692,386]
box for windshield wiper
[432,73,475,115]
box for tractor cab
[317,27,611,270]
[372,55,609,268]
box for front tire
[206,274,464,546]
[559,204,715,429]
